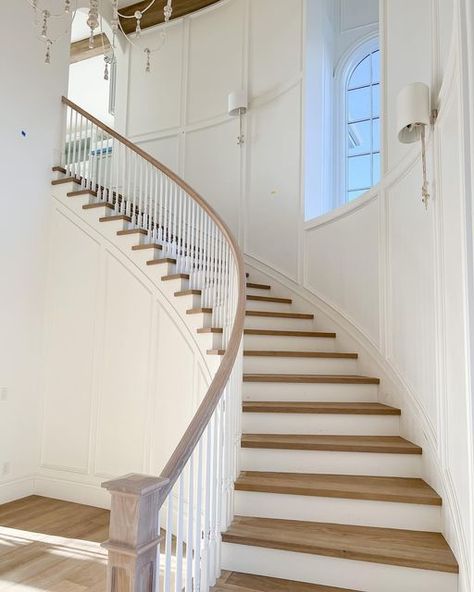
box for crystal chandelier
[27,0,173,74]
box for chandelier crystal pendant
[87,0,99,49]
[26,0,173,74]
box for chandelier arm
[117,0,157,18]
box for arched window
[344,43,380,202]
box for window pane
[348,55,371,89]
[348,120,371,156]
[372,50,380,83]
[347,87,371,122]
[372,83,380,117]
[372,153,381,184]
[347,189,367,201]
[348,154,372,190]
[372,118,380,152]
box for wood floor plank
[234,472,441,505]
[222,516,459,573]
[242,402,400,415]
[241,434,422,454]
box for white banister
[60,96,245,592]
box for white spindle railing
[60,97,245,592]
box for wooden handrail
[61,96,246,504]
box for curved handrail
[61,96,246,503]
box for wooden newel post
[102,473,169,592]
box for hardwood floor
[0,496,109,591]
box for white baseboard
[0,477,35,504]
[33,476,111,509]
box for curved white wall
[116,0,473,589]
[37,196,212,507]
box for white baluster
[164,492,173,592]
[194,440,203,592]
[185,457,194,592]
[175,473,185,592]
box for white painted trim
[0,477,35,505]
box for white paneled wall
[117,0,305,279]
[115,0,471,588]
[38,202,210,506]
[299,5,472,589]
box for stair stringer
[243,255,468,589]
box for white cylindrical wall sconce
[396,82,432,208]
[228,90,248,145]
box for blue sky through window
[346,48,380,201]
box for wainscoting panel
[41,208,100,473]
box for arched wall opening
[304,0,379,220]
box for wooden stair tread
[197,327,223,334]
[162,273,189,281]
[246,311,314,319]
[242,402,400,415]
[246,282,271,290]
[52,165,67,174]
[147,257,176,266]
[222,516,458,573]
[132,242,162,250]
[241,434,422,454]
[82,201,114,210]
[247,295,292,304]
[51,177,81,185]
[234,472,441,505]
[99,214,131,222]
[214,572,361,592]
[118,228,148,236]
[67,189,97,197]
[243,374,380,384]
[244,329,336,338]
[243,351,357,359]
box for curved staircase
[216,277,458,592]
[51,98,458,592]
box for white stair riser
[243,382,378,402]
[221,544,457,592]
[246,300,293,312]
[146,261,177,278]
[160,277,190,295]
[51,180,82,201]
[241,412,399,436]
[244,334,336,352]
[243,356,358,375]
[234,491,441,531]
[246,287,273,297]
[96,219,130,237]
[196,332,223,352]
[186,312,213,331]
[67,195,95,209]
[239,448,422,477]
[117,234,149,249]
[130,247,164,264]
[245,316,314,331]
[81,205,115,224]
